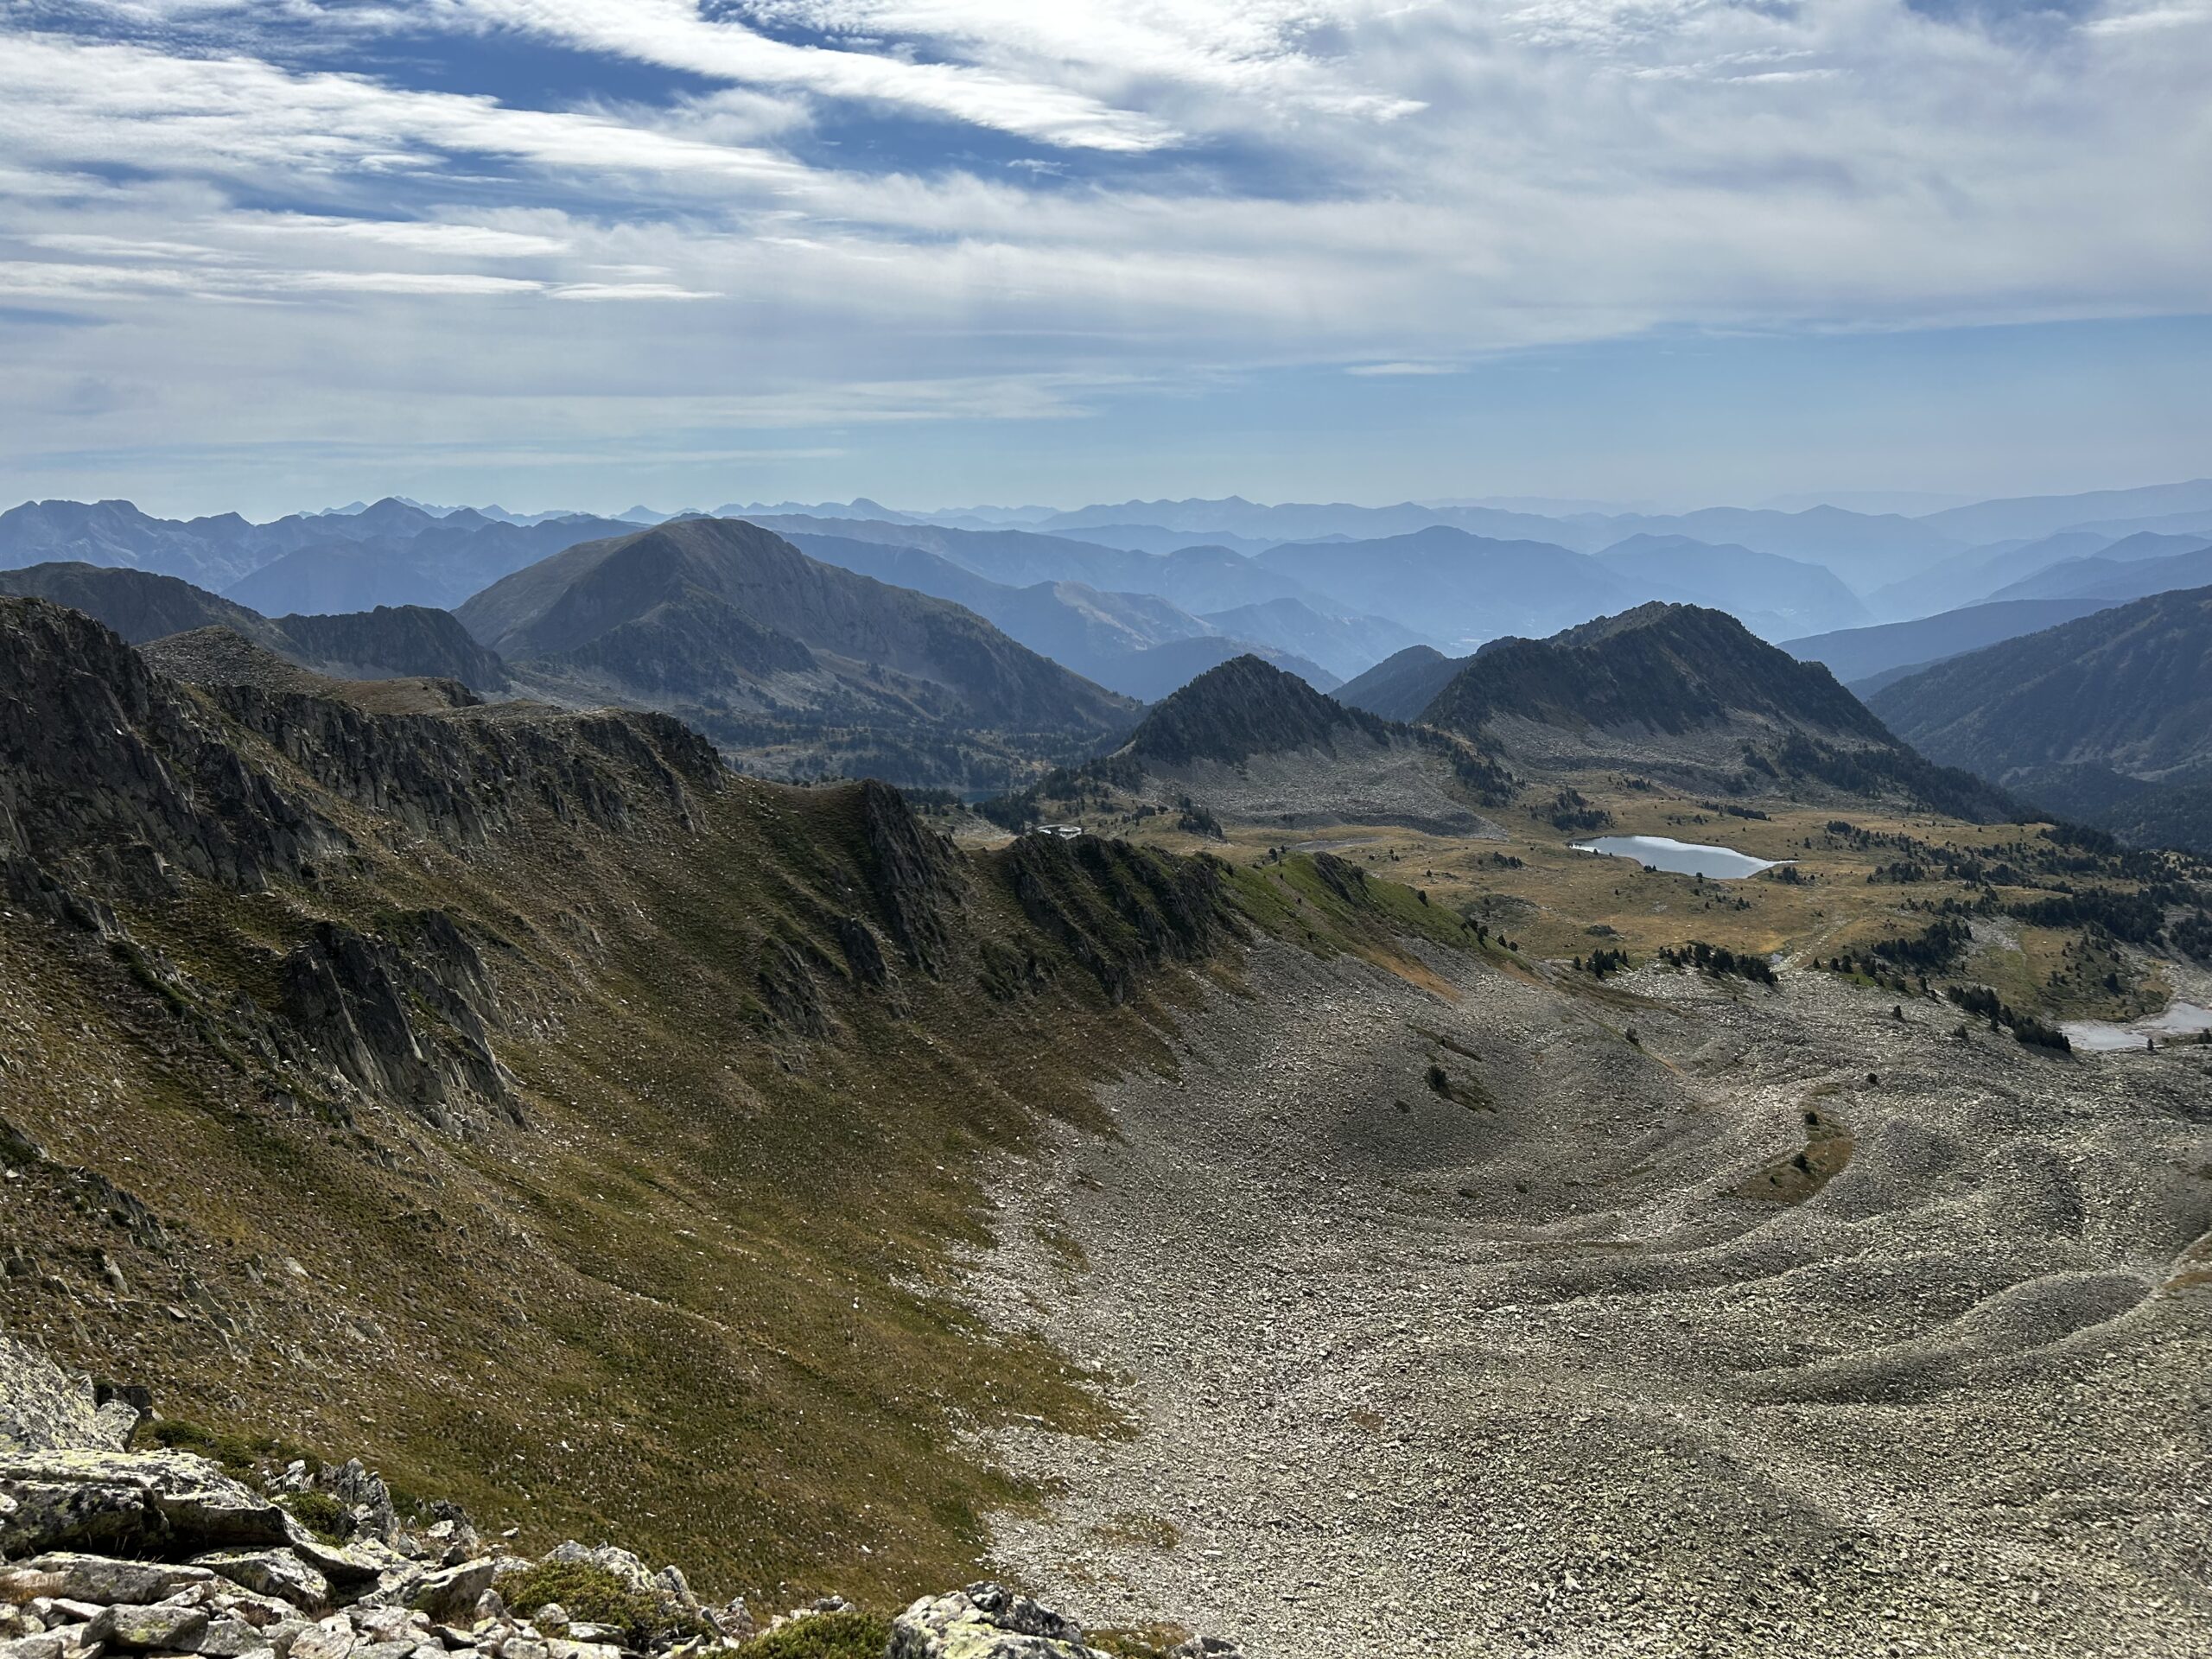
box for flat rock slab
[0,1452,289,1560]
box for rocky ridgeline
[0,1346,1238,1659]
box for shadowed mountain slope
[1328,644,1466,723]
[988,653,1506,838]
[1423,603,2016,820]
[454,520,1134,785]
[0,559,281,647]
[1425,602,1889,741]
[1103,634,1340,702]
[1783,596,2126,690]
[1124,653,1395,768]
[0,592,1376,1602]
[1871,587,2212,849]
[1198,597,1424,680]
[0,562,509,690]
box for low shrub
[498,1562,703,1650]
[280,1491,350,1542]
[734,1611,893,1658]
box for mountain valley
[5,485,2212,1659]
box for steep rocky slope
[0,594,1262,1605]
[1332,645,1465,722]
[1783,596,2122,691]
[0,562,283,650]
[1122,654,1397,769]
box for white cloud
[235,214,573,257]
[0,31,811,188]
[418,0,1180,149]
[548,281,719,299]
[1,0,2208,505]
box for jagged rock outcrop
[270,608,508,693]
[855,779,964,974]
[278,917,515,1124]
[0,598,346,897]
[887,1582,1099,1657]
[0,1341,141,1458]
[207,686,721,851]
[998,835,1236,1003]
[0,568,509,691]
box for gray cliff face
[0,597,347,899]
[0,596,719,1133]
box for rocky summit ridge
[0,1344,1238,1659]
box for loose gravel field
[972,942,2212,1658]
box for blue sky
[2,0,2207,519]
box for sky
[1,0,2209,521]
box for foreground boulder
[0,1452,290,1560]
[887,1583,1103,1659]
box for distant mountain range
[1983,537,2212,606]
[229,513,642,614]
[1871,584,2212,849]
[10,477,2212,715]
[773,530,1358,693]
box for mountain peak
[1427,601,1887,741]
[1126,652,1395,767]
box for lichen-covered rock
[0,1452,289,1560]
[407,1560,493,1625]
[4,1553,217,1605]
[0,1340,140,1457]
[84,1600,212,1652]
[887,1583,1103,1659]
[195,1549,331,1613]
[288,1616,356,1659]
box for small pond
[1571,834,1789,880]
[2062,1001,2212,1053]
